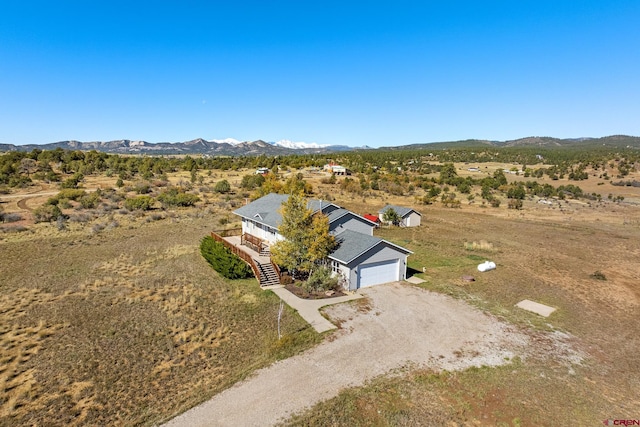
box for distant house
[379,205,422,227]
[323,163,351,175]
[232,193,411,290]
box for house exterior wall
[329,215,374,236]
[403,212,421,227]
[241,218,282,244]
[330,261,352,289]
[340,244,408,291]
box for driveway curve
[163,282,528,427]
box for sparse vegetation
[0,218,319,426]
[157,187,200,207]
[33,203,63,222]
[124,195,154,211]
[0,144,638,426]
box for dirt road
[164,283,529,427]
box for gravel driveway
[163,282,527,427]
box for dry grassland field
[1,160,639,426]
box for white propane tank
[477,261,496,272]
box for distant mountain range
[381,135,640,151]
[0,138,360,156]
[0,135,638,155]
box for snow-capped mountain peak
[272,139,329,149]
[211,138,243,145]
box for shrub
[303,265,339,292]
[133,182,152,194]
[124,196,154,211]
[69,212,93,223]
[320,174,337,185]
[0,225,29,233]
[507,185,526,200]
[56,216,67,231]
[56,189,86,201]
[1,212,22,223]
[240,174,265,190]
[214,180,231,193]
[457,181,471,194]
[157,187,200,207]
[91,223,107,234]
[59,199,72,209]
[200,236,253,279]
[60,173,84,189]
[147,213,165,222]
[80,192,102,209]
[508,199,523,210]
[33,204,63,223]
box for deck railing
[211,228,242,237]
[241,233,269,253]
[210,231,260,279]
[271,260,281,279]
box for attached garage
[358,259,399,288]
[329,230,412,291]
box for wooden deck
[210,231,282,286]
[224,235,270,264]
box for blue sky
[1,1,638,147]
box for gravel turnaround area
[163,282,529,427]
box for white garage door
[358,259,399,288]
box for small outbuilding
[379,205,422,227]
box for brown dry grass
[2,164,640,425]
[0,214,320,426]
[284,198,640,425]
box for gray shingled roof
[326,208,377,226]
[307,198,339,213]
[329,229,411,264]
[326,208,349,223]
[234,195,412,264]
[233,194,342,229]
[232,193,289,228]
[379,204,421,218]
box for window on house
[332,261,340,274]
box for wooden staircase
[256,260,280,287]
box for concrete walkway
[163,283,526,427]
[265,285,363,333]
[217,236,361,332]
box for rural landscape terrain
[1,137,639,425]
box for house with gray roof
[379,204,422,227]
[329,230,411,289]
[233,193,411,290]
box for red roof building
[363,214,380,224]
